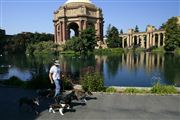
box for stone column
[62,20,66,44]
[60,22,63,43]
[163,34,165,46]
[132,36,134,46]
[146,34,149,49]
[83,20,87,30]
[122,38,124,48]
[137,36,140,45]
[127,35,129,47]
[152,34,155,46]
[158,34,161,47]
[140,36,145,48]
[149,33,153,47]
[54,25,56,43]
[97,19,102,41]
[129,35,132,47]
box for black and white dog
[49,103,68,115]
[18,97,39,114]
[49,91,78,115]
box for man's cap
[54,60,60,66]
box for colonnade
[120,29,165,49]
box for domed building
[53,0,104,45]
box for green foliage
[80,72,104,92]
[124,88,149,94]
[120,29,123,34]
[151,82,177,94]
[151,47,165,53]
[105,87,117,93]
[164,17,180,51]
[61,76,73,90]
[94,48,124,55]
[134,25,139,32]
[64,28,96,54]
[26,41,57,55]
[106,25,120,48]
[80,27,96,52]
[124,88,141,93]
[174,47,180,55]
[1,32,54,54]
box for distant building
[119,16,180,49]
[120,25,165,49]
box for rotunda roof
[65,0,92,4]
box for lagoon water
[0,52,179,87]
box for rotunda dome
[65,0,92,4]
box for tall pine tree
[164,17,180,51]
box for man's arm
[49,73,54,84]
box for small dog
[73,89,93,103]
[36,89,54,98]
[49,103,69,115]
[55,91,78,105]
[19,97,39,114]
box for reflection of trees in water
[59,54,96,80]
[164,54,180,85]
[106,55,122,77]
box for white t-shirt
[49,65,60,80]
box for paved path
[0,86,180,120]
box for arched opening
[155,34,158,47]
[87,22,95,29]
[124,38,127,48]
[144,35,147,48]
[160,33,164,46]
[68,22,79,39]
[134,36,138,45]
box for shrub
[124,88,140,93]
[151,82,177,94]
[80,72,104,92]
[106,87,117,93]
[26,41,57,55]
[61,78,73,91]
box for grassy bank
[151,47,165,53]
[104,83,179,95]
[94,48,124,55]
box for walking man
[49,60,61,97]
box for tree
[106,24,112,38]
[134,25,139,32]
[65,27,96,54]
[120,29,123,34]
[164,17,180,51]
[106,25,120,48]
[80,27,96,53]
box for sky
[0,0,179,35]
